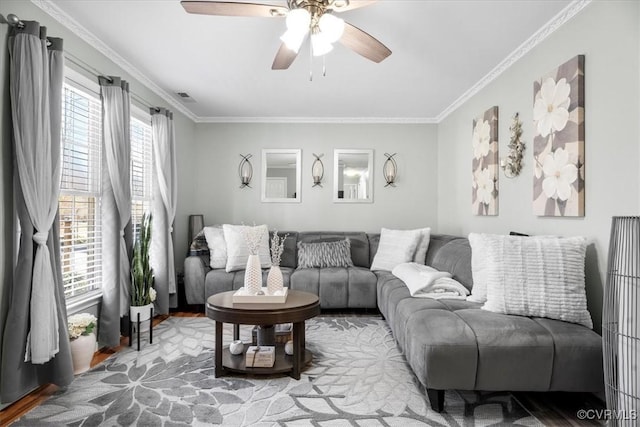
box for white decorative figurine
[229,340,244,355]
[284,340,294,356]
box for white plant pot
[267,265,284,295]
[244,254,263,295]
[130,303,154,332]
[70,333,96,375]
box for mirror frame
[333,149,374,203]
[261,148,302,203]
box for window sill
[66,290,102,316]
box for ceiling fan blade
[181,1,287,17]
[272,43,299,70]
[339,22,391,63]
[328,0,377,12]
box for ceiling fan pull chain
[309,36,313,81]
[323,56,327,77]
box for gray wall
[191,123,438,232]
[0,0,196,375]
[436,0,640,331]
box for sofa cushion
[533,317,604,391]
[274,231,298,269]
[455,309,554,391]
[298,232,370,268]
[430,238,473,290]
[290,266,377,309]
[403,308,478,390]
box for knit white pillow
[203,226,227,269]
[481,234,593,328]
[222,224,271,273]
[467,233,490,303]
[371,228,422,272]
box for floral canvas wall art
[472,106,499,216]
[533,55,585,216]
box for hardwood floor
[0,311,604,426]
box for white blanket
[391,263,470,300]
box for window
[59,71,153,301]
[59,83,102,299]
[130,116,153,239]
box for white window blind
[130,116,153,238]
[59,83,102,299]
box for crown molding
[194,116,438,124]
[32,0,590,126]
[435,0,592,123]
[31,0,198,122]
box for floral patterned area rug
[16,316,543,426]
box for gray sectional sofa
[184,232,378,309]
[184,231,604,411]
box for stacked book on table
[245,346,275,368]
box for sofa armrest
[184,255,209,304]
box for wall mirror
[333,149,374,203]
[261,149,301,203]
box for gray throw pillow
[297,239,354,268]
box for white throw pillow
[203,226,227,269]
[413,227,431,264]
[222,224,271,272]
[467,233,490,303]
[480,234,593,328]
[371,228,422,272]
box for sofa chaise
[183,230,604,411]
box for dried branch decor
[270,231,289,266]
[502,112,525,178]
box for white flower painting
[533,55,585,216]
[472,106,498,216]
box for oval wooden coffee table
[206,290,320,380]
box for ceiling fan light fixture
[311,32,333,57]
[318,13,345,43]
[285,8,311,32]
[281,29,307,53]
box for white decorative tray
[232,287,288,303]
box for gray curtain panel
[98,76,133,347]
[1,22,73,403]
[150,108,178,313]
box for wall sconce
[238,154,253,188]
[501,113,525,178]
[383,153,397,187]
[312,153,324,187]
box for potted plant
[68,312,97,374]
[130,213,156,331]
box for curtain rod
[3,14,155,111]
[65,53,154,110]
[3,13,25,29]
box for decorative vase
[70,333,96,375]
[267,265,284,295]
[130,303,154,333]
[244,254,262,295]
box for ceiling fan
[180,0,392,70]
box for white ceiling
[40,0,578,122]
